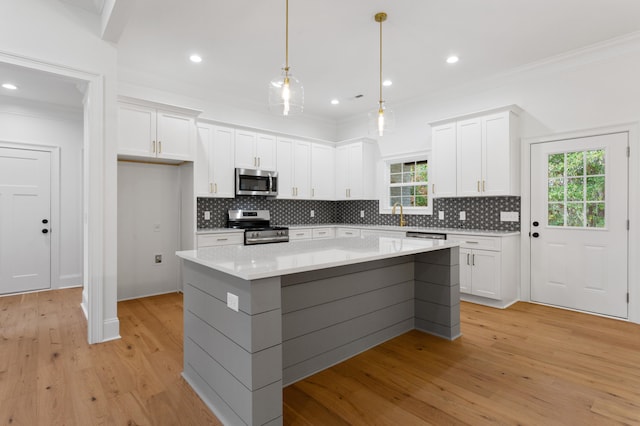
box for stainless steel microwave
[235,168,278,196]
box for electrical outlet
[500,211,519,222]
[153,223,161,232]
[154,254,162,264]
[438,211,444,220]
[459,211,466,221]
[226,292,239,312]
[204,211,211,220]
[360,210,365,218]
[310,210,315,218]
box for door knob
[42,229,49,234]
[42,219,48,224]
[532,221,539,227]
[532,232,539,238]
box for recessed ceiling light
[446,55,459,64]
[382,80,393,87]
[189,54,202,63]
[2,83,18,90]
[331,99,340,105]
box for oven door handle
[245,236,289,244]
[268,173,273,192]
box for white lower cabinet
[289,229,313,240]
[448,234,519,308]
[360,229,406,238]
[312,228,335,239]
[197,232,244,248]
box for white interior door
[0,147,51,294]
[530,132,628,318]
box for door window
[547,149,605,228]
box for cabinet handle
[432,183,435,194]
[158,141,162,154]
[292,187,295,196]
[295,233,305,236]
[477,180,480,192]
[472,254,475,266]
[152,140,156,153]
[209,183,213,193]
[254,157,257,167]
[482,180,486,192]
[466,241,479,244]
[319,232,326,235]
[217,238,228,242]
[214,183,218,193]
[312,188,315,197]
[258,157,261,167]
[466,253,470,265]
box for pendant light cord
[285,0,289,72]
[379,16,383,108]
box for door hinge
[627,146,630,157]
[627,292,630,303]
[627,220,630,230]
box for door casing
[521,123,640,324]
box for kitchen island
[176,236,460,426]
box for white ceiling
[116,0,640,120]
[4,1,640,119]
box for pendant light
[269,0,303,116]
[368,12,395,136]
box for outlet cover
[360,210,365,218]
[154,254,162,264]
[438,211,444,220]
[459,211,466,221]
[226,292,239,312]
[204,211,211,220]
[310,210,315,217]
[500,211,519,222]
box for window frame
[379,152,433,215]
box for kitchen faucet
[392,202,407,227]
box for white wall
[117,162,181,300]
[0,0,119,342]
[0,98,84,288]
[336,36,640,155]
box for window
[382,155,432,215]
[547,149,605,228]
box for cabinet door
[347,143,364,198]
[156,111,193,161]
[431,123,457,197]
[276,138,294,198]
[459,248,473,294]
[456,118,482,196]
[311,144,335,199]
[482,112,510,196]
[118,103,156,157]
[210,126,236,198]
[235,130,257,168]
[335,145,349,200]
[256,133,277,170]
[195,124,213,196]
[293,141,311,198]
[470,249,501,300]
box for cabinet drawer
[448,235,501,251]
[312,228,336,239]
[289,229,313,240]
[197,233,244,247]
[336,228,361,238]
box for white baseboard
[102,317,121,342]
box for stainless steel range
[227,209,289,245]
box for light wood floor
[1,288,639,425]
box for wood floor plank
[1,288,639,425]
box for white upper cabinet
[431,105,520,198]
[235,130,277,170]
[335,140,376,200]
[118,99,198,162]
[195,123,235,198]
[310,143,335,200]
[430,122,457,198]
[277,138,311,199]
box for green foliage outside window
[389,160,429,207]
[547,149,605,228]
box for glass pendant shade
[368,102,395,136]
[269,69,304,116]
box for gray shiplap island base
[176,236,460,426]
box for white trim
[0,50,119,343]
[521,123,639,324]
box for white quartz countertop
[177,235,459,280]
[196,224,519,237]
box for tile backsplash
[197,196,520,231]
